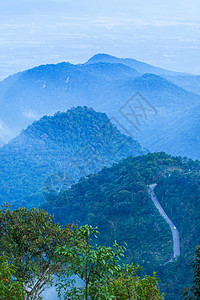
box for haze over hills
[86,53,187,76]
[0,61,140,142]
[87,54,200,95]
[0,106,145,208]
[0,54,200,158]
[138,104,200,158]
[43,152,200,300]
[164,74,200,95]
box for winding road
[147,183,180,261]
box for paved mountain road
[148,183,180,260]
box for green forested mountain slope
[43,152,200,299]
[0,106,145,208]
[156,164,200,260]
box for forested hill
[1,57,200,160]
[43,152,200,300]
[0,106,145,208]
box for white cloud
[22,111,40,120]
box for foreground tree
[0,205,74,300]
[182,246,200,299]
[56,225,164,299]
[0,254,25,300]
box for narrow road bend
[147,183,180,261]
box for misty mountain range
[0,53,200,158]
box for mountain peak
[87,53,116,60]
[0,106,145,208]
[86,53,184,76]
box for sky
[0,0,200,80]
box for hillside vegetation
[43,152,200,299]
[0,106,145,208]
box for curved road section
[148,183,180,260]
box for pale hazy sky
[0,0,200,79]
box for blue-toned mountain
[0,106,145,208]
[0,54,200,158]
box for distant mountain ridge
[164,74,200,95]
[0,106,145,208]
[0,53,200,158]
[86,53,188,76]
[0,61,140,141]
[144,104,200,158]
[87,54,200,95]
